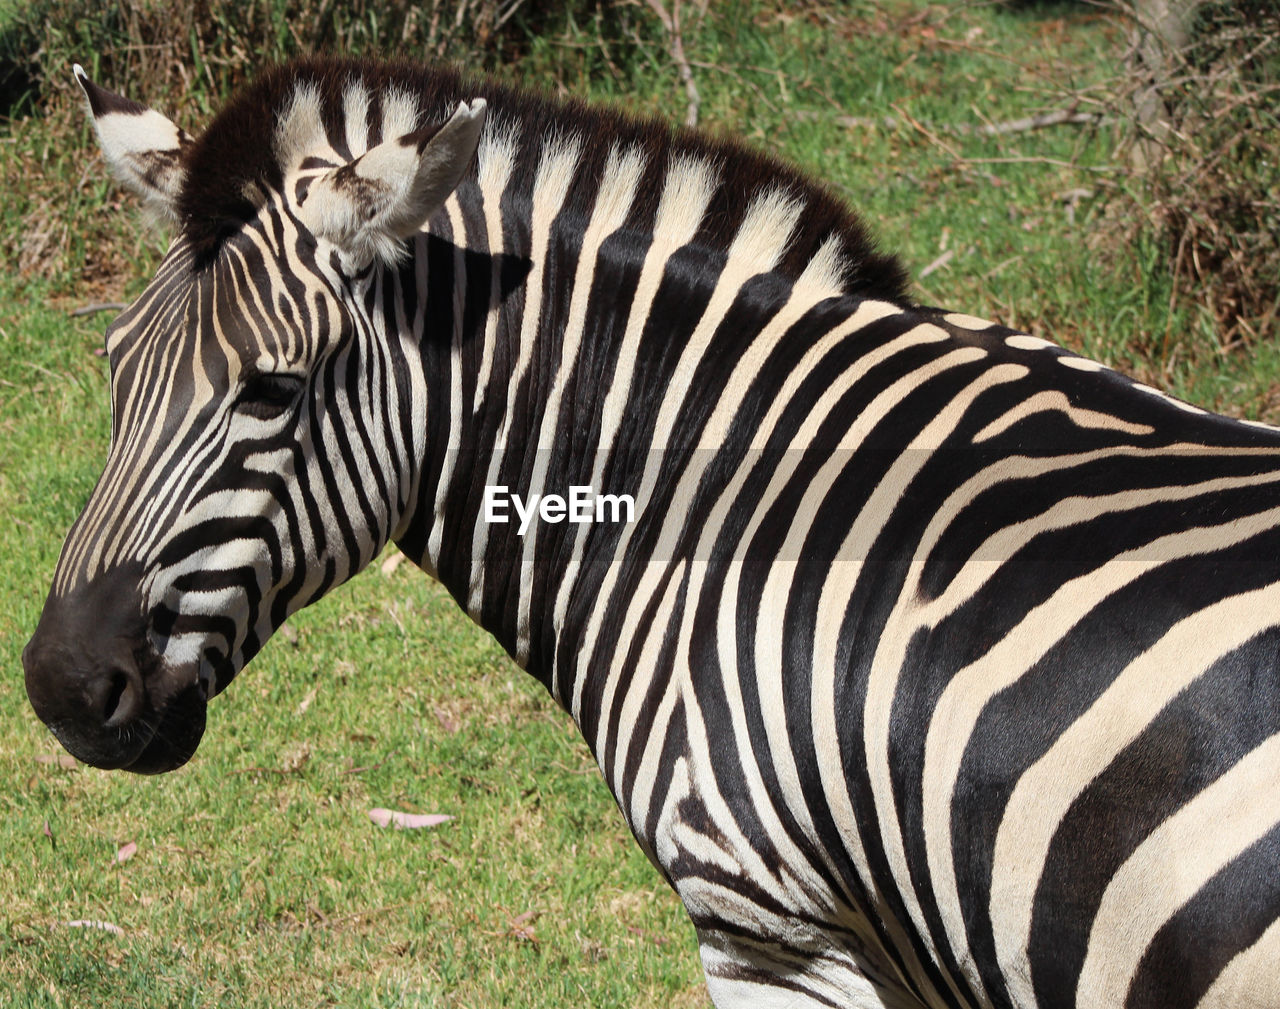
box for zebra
[22,56,1280,1009]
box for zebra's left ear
[73,64,192,223]
[298,98,487,269]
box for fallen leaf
[380,551,406,576]
[280,742,311,774]
[368,808,453,830]
[60,920,124,935]
[509,909,540,943]
[115,841,137,864]
[296,685,318,716]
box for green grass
[2,2,1277,1006]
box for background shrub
[0,0,656,285]
[1097,0,1280,353]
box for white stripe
[471,119,520,415]
[424,200,469,567]
[380,86,421,140]
[342,81,371,156]
[945,313,997,331]
[275,83,328,173]
[971,389,1155,442]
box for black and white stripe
[33,58,1280,1008]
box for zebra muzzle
[22,564,207,774]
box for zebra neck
[384,187,629,692]
[391,249,882,730]
[389,117,902,714]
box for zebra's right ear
[74,63,192,223]
[298,98,487,270]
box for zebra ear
[299,98,487,268]
[74,63,191,223]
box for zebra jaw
[297,98,487,270]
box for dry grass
[1092,1,1280,354]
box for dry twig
[644,0,700,128]
[70,302,126,318]
[919,249,956,280]
[977,108,1105,136]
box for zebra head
[23,65,486,773]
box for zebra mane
[178,56,910,301]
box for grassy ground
[1,2,1275,1006]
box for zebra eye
[236,373,305,420]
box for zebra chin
[22,562,210,775]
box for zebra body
[23,59,1280,1009]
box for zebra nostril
[102,669,135,727]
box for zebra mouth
[121,678,207,774]
[40,677,207,775]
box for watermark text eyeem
[484,485,636,536]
